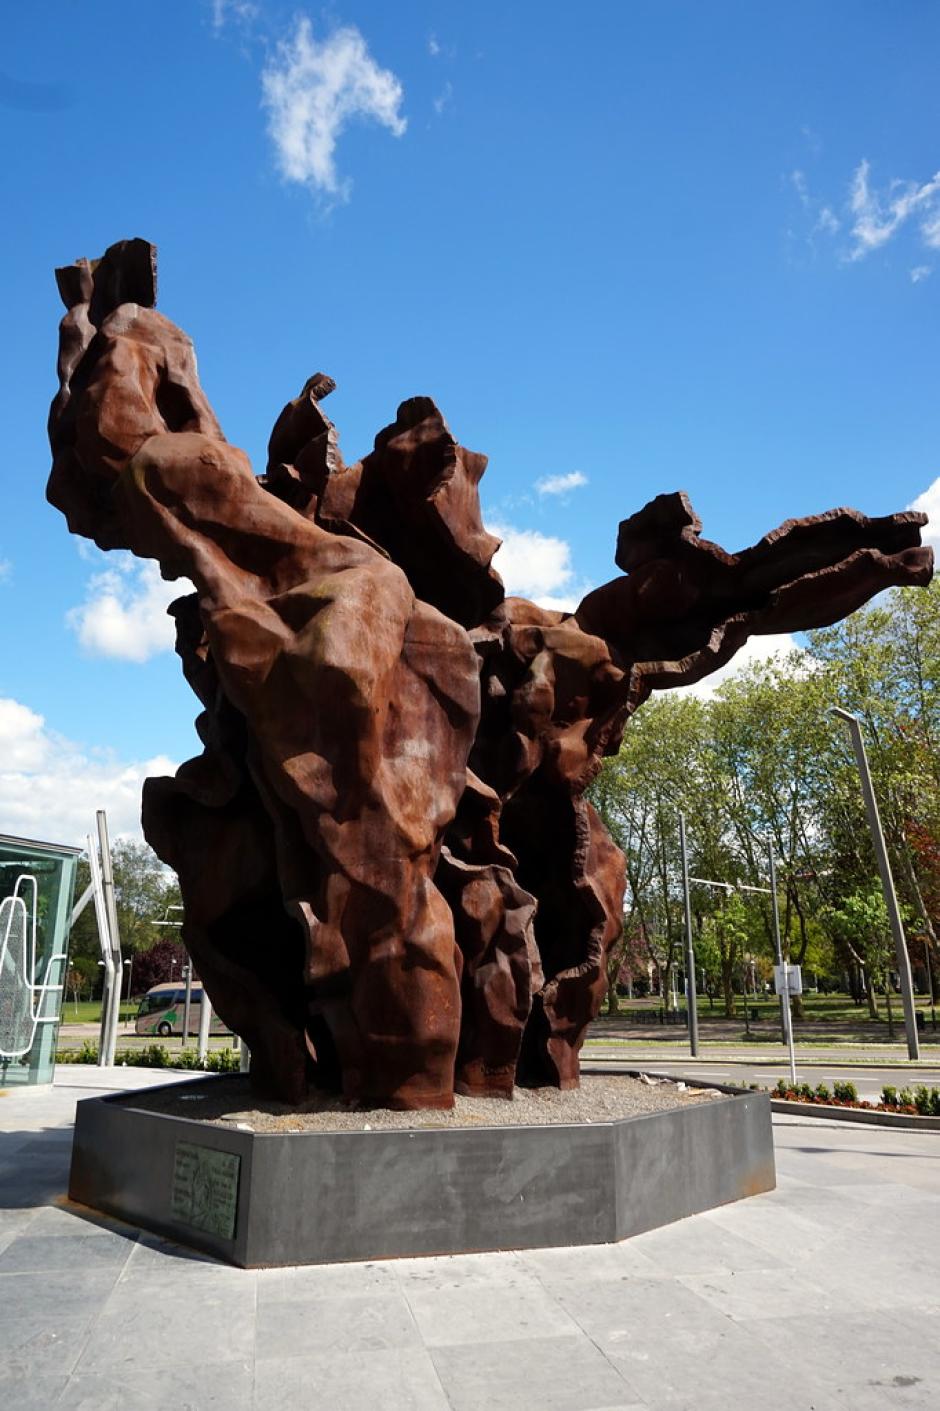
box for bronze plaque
[171,1141,240,1240]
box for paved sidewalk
[1,1069,938,1410]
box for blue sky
[2,0,938,843]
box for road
[584,1048,940,1099]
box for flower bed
[773,1078,940,1116]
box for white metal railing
[0,874,68,1059]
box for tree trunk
[866,973,879,1021]
[896,838,939,949]
[721,960,735,1018]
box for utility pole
[197,991,212,1061]
[96,811,123,1065]
[768,841,797,1087]
[182,964,193,1047]
[678,813,700,1057]
[831,707,919,1061]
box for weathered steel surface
[48,239,933,1109]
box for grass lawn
[55,1031,237,1054]
[607,991,939,1025]
[60,1000,138,1024]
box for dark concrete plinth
[68,1075,775,1267]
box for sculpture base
[68,1074,775,1268]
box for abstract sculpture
[48,239,933,1109]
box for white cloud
[66,558,187,662]
[848,159,940,261]
[427,33,456,59]
[535,470,588,498]
[0,558,10,583]
[261,18,406,202]
[488,520,574,601]
[0,699,49,771]
[922,211,940,249]
[801,125,822,157]
[791,169,810,209]
[671,633,801,700]
[532,594,579,614]
[789,169,840,248]
[908,477,940,554]
[815,206,840,236]
[210,0,257,32]
[433,81,453,116]
[791,156,940,266]
[0,696,176,845]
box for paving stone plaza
[2,1067,938,1411]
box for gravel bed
[124,1072,721,1133]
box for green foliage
[588,580,940,1003]
[68,841,182,997]
[131,936,186,993]
[771,1076,938,1114]
[56,1045,241,1072]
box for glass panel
[0,835,78,1085]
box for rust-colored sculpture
[48,240,934,1108]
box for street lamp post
[96,811,123,1066]
[923,938,937,1032]
[768,840,797,1087]
[831,707,920,1061]
[123,957,133,1029]
[678,813,700,1058]
[181,964,193,1047]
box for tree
[810,581,940,968]
[701,891,751,1018]
[131,935,187,994]
[68,840,182,996]
[583,583,940,1017]
[822,884,895,1023]
[591,694,709,1012]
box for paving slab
[430,1333,641,1411]
[253,1346,450,1411]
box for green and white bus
[135,982,231,1038]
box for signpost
[773,964,803,997]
